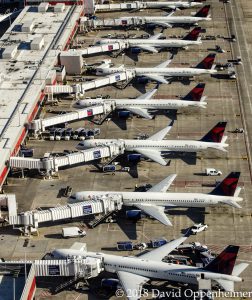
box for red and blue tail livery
[196,53,216,70]
[200,122,227,143]
[210,172,240,197]
[183,83,205,101]
[204,245,239,275]
[195,5,211,18]
[183,27,202,41]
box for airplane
[68,172,242,226]
[118,5,211,28]
[97,27,202,53]
[74,83,207,119]
[76,121,229,165]
[141,1,204,10]
[52,238,249,299]
[95,53,217,84]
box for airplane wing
[147,174,177,193]
[155,58,173,69]
[148,33,163,40]
[138,236,188,262]
[136,149,168,165]
[135,203,173,226]
[137,87,158,100]
[117,271,149,300]
[144,74,169,84]
[148,120,174,141]
[138,45,159,53]
[126,107,153,119]
[149,20,173,28]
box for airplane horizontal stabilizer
[135,203,172,226]
[232,263,249,276]
[215,279,234,292]
[220,200,242,209]
[148,174,177,193]
[127,107,153,119]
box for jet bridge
[30,101,116,132]
[6,194,123,235]
[62,41,128,57]
[95,1,149,12]
[44,70,135,95]
[9,142,125,176]
[81,17,143,29]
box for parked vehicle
[55,128,65,141]
[62,227,86,238]
[191,223,208,235]
[205,168,222,176]
[20,147,34,157]
[63,128,73,141]
[73,128,84,140]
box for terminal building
[0,2,86,191]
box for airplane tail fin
[194,5,211,18]
[195,53,216,69]
[182,83,205,101]
[200,122,227,143]
[183,27,202,41]
[203,245,239,275]
[210,172,241,197]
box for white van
[205,168,222,176]
[62,227,86,238]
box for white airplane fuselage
[145,1,203,9]
[76,139,228,153]
[99,38,202,49]
[74,98,206,109]
[121,16,211,25]
[53,250,242,287]
[97,66,217,77]
[69,191,242,208]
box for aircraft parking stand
[0,1,252,299]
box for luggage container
[102,165,116,173]
[150,238,167,248]
[126,210,142,220]
[117,241,133,251]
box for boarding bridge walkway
[31,101,116,132]
[95,1,150,12]
[62,41,128,57]
[82,17,146,29]
[7,194,123,234]
[44,70,135,95]
[9,141,125,175]
[0,256,104,279]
